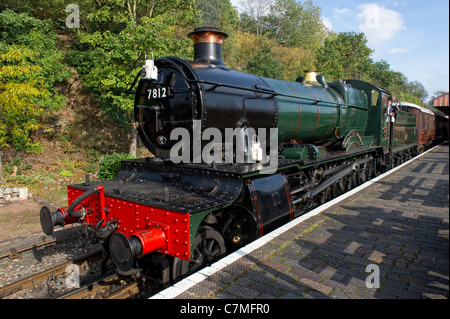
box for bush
[0,10,70,152]
[58,169,73,177]
[97,153,136,180]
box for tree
[239,0,327,50]
[0,45,49,152]
[239,0,273,35]
[0,0,68,22]
[272,45,316,81]
[68,0,199,155]
[369,59,395,88]
[0,10,68,153]
[266,0,326,50]
[387,71,429,106]
[408,80,428,103]
[197,0,239,32]
[388,71,409,99]
[316,32,373,81]
[246,43,283,79]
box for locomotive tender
[39,27,440,283]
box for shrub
[0,10,69,152]
[97,153,136,180]
[58,169,73,177]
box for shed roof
[433,93,449,107]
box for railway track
[0,250,103,298]
[0,230,82,260]
[57,274,141,299]
[1,248,161,299]
[55,272,160,299]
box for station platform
[153,144,449,299]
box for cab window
[382,94,388,115]
[371,90,379,107]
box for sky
[230,0,449,101]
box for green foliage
[387,71,429,105]
[196,0,238,32]
[0,45,48,152]
[59,169,74,177]
[273,45,316,81]
[407,81,428,103]
[4,155,32,175]
[97,152,137,180]
[67,0,199,128]
[369,60,395,88]
[240,0,326,50]
[0,10,69,152]
[267,0,326,50]
[316,32,373,81]
[0,9,55,42]
[246,43,283,79]
[5,175,39,185]
[238,0,273,36]
[0,0,69,23]
[226,31,314,81]
[85,148,102,164]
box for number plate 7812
[147,86,173,100]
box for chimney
[188,26,228,67]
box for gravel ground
[0,225,105,297]
[0,223,163,299]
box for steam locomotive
[40,27,446,284]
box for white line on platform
[150,145,440,299]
